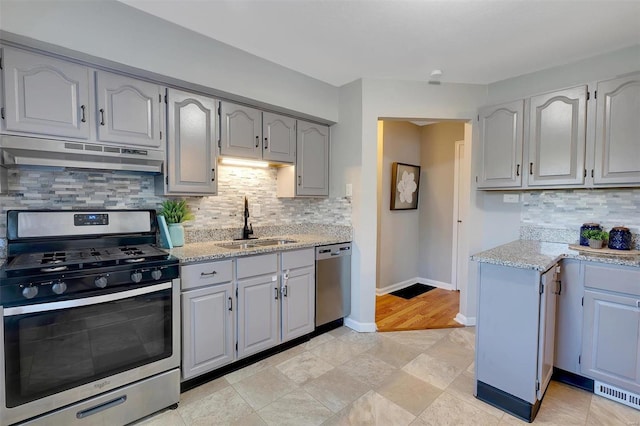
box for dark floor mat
[390,284,436,300]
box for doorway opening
[374,119,471,332]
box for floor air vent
[594,381,640,410]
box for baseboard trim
[344,317,377,332]
[455,313,476,326]
[377,277,454,295]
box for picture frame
[390,162,421,210]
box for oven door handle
[3,282,172,317]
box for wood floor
[376,288,464,332]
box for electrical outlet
[503,194,520,203]
[345,183,353,197]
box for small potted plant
[581,229,608,249]
[159,199,194,247]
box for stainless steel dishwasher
[315,242,351,327]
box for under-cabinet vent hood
[0,135,164,173]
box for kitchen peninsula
[472,240,640,422]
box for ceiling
[120,0,640,87]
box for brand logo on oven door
[95,380,111,390]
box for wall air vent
[594,381,640,410]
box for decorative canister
[580,223,602,246]
[608,227,632,250]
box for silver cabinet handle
[99,108,105,126]
[274,287,279,300]
[264,137,268,149]
[297,175,301,186]
[255,135,259,148]
[200,270,217,277]
[80,105,86,123]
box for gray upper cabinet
[296,120,329,196]
[1,47,90,139]
[593,73,640,185]
[161,89,217,195]
[220,102,262,159]
[477,100,524,188]
[262,112,296,163]
[95,70,163,148]
[528,86,587,187]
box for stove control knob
[131,271,143,283]
[95,276,108,288]
[151,269,162,280]
[52,281,67,295]
[22,285,38,299]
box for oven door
[1,279,180,425]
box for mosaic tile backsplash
[0,165,351,260]
[520,189,640,248]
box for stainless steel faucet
[242,196,254,239]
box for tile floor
[138,327,640,425]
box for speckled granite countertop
[471,240,640,271]
[165,234,351,264]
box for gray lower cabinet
[158,89,218,195]
[593,73,640,185]
[581,263,640,394]
[95,70,164,148]
[281,249,315,342]
[476,262,559,421]
[181,260,235,380]
[554,259,584,375]
[476,100,524,189]
[1,46,91,139]
[237,254,280,359]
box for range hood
[0,135,164,173]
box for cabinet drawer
[282,248,314,270]
[237,253,278,279]
[181,259,233,290]
[584,263,640,296]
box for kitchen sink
[216,242,258,250]
[253,239,297,246]
[216,239,296,250]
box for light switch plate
[345,183,353,197]
[503,194,519,203]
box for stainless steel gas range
[0,210,180,426]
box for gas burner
[122,250,145,256]
[41,265,68,273]
[41,252,66,264]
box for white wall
[342,79,487,330]
[377,121,421,289]
[419,122,465,285]
[0,0,339,122]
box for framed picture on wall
[390,162,421,210]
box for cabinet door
[582,289,640,393]
[182,283,234,380]
[528,86,586,186]
[477,100,524,188]
[220,102,262,159]
[166,89,217,195]
[262,112,295,163]
[95,71,163,148]
[281,265,315,342]
[296,120,329,196]
[554,260,583,375]
[537,266,558,399]
[2,47,90,139]
[593,73,640,185]
[237,273,280,359]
